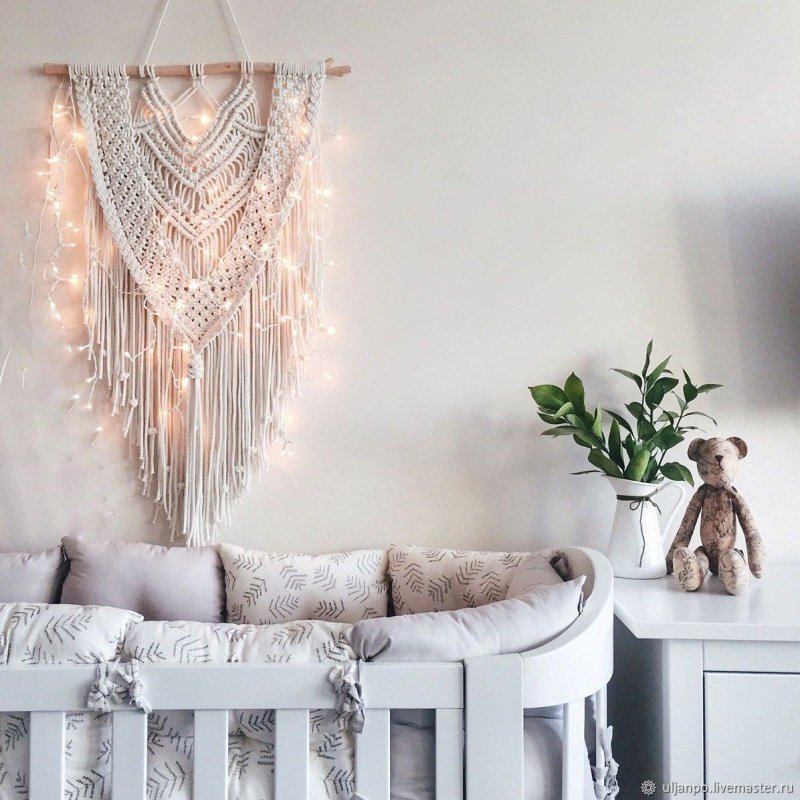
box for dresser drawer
[705,673,800,797]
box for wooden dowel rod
[43,61,351,78]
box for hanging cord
[617,494,662,567]
[222,0,252,62]
[142,0,251,66]
[142,0,172,64]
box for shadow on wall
[444,408,614,555]
[674,188,800,408]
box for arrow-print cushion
[124,619,357,800]
[219,544,389,625]
[388,545,563,615]
[0,603,142,800]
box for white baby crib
[0,546,613,800]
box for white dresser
[610,565,800,799]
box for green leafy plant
[529,341,722,486]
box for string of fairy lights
[32,77,344,462]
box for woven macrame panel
[55,62,329,544]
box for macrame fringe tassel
[49,71,329,545]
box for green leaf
[626,402,644,421]
[696,383,723,393]
[538,413,561,425]
[564,373,586,416]
[657,410,678,424]
[646,356,672,385]
[645,377,680,409]
[605,410,633,435]
[642,456,660,484]
[684,410,718,426]
[642,339,654,378]
[588,449,624,478]
[530,385,569,411]
[541,426,584,436]
[611,368,643,389]
[572,434,592,449]
[638,419,656,442]
[552,401,574,418]
[573,428,604,449]
[608,419,624,469]
[647,426,684,451]
[592,406,603,438]
[624,446,651,482]
[660,462,695,486]
[622,435,636,459]
[683,383,699,403]
[571,469,603,475]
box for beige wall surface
[0,1,797,560]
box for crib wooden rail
[0,661,467,800]
[0,547,614,800]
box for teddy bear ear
[687,438,706,461]
[728,436,748,459]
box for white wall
[0,1,798,560]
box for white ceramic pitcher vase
[604,476,689,579]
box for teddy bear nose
[715,455,723,463]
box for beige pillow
[61,537,225,623]
[388,545,562,614]
[0,547,68,603]
[350,577,585,662]
[219,544,389,624]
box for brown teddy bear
[666,437,765,595]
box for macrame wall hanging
[39,0,349,545]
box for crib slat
[356,708,391,800]
[436,707,464,800]
[194,710,229,800]
[594,687,607,770]
[112,711,148,799]
[29,711,64,799]
[275,709,309,799]
[465,654,524,800]
[562,699,586,800]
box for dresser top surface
[614,563,800,641]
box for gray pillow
[349,576,585,663]
[61,537,224,622]
[0,547,68,603]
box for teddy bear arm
[731,490,766,578]
[665,485,707,573]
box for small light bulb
[326,325,336,336]
[322,370,334,381]
[200,112,211,125]
[182,377,189,388]
[96,426,103,433]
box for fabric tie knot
[85,660,151,715]
[87,662,122,713]
[120,660,153,714]
[328,661,365,734]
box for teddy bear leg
[718,549,749,595]
[672,546,705,592]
